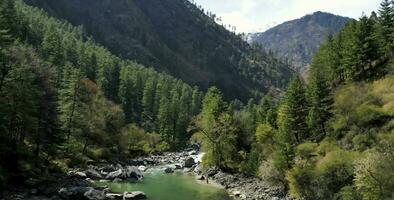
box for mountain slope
[23,0,294,101]
[248,11,352,75]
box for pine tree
[118,66,134,123]
[256,94,277,127]
[307,66,333,141]
[169,87,180,146]
[97,56,120,102]
[176,85,193,147]
[0,7,11,47]
[277,75,309,144]
[377,0,394,53]
[41,24,64,66]
[58,64,85,141]
[274,76,308,180]
[142,77,156,129]
[33,62,62,158]
[342,16,381,81]
[158,95,171,143]
[191,86,202,115]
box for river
[96,167,232,200]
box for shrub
[295,142,318,160]
[314,150,357,199]
[287,160,316,199]
[355,149,394,200]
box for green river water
[97,169,232,200]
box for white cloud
[194,0,381,33]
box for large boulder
[188,150,197,156]
[164,167,174,173]
[138,165,147,172]
[58,186,92,199]
[105,193,123,199]
[123,191,147,200]
[124,166,143,180]
[84,188,106,200]
[85,169,103,180]
[184,157,195,168]
[106,169,123,180]
[174,163,183,169]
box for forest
[0,0,203,186]
[0,0,393,200]
[194,1,394,199]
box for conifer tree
[58,64,85,141]
[142,77,156,128]
[274,76,308,180]
[0,0,16,42]
[97,57,120,102]
[277,75,309,145]
[191,87,202,115]
[41,24,64,66]
[158,95,171,142]
[377,0,394,53]
[307,66,333,141]
[118,66,134,123]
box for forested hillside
[194,1,394,199]
[0,0,205,187]
[22,0,294,101]
[1,0,393,199]
[248,12,351,75]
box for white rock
[138,165,147,172]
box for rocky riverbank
[1,146,288,200]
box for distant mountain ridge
[23,0,294,101]
[248,11,352,75]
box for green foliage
[255,123,276,157]
[330,76,394,147]
[118,124,169,156]
[287,143,359,200]
[307,55,333,140]
[295,142,317,160]
[0,0,15,47]
[354,135,394,200]
[0,0,207,186]
[287,160,316,200]
[239,149,261,176]
[197,87,243,171]
[278,76,309,145]
[273,75,309,180]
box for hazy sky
[193,0,381,33]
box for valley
[0,0,393,200]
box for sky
[193,0,381,33]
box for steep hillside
[248,11,351,75]
[23,0,294,100]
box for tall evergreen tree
[97,56,120,102]
[158,95,172,143]
[58,64,85,142]
[377,0,394,53]
[191,87,202,115]
[41,24,64,66]
[274,75,309,180]
[142,77,156,129]
[0,0,13,47]
[277,75,309,144]
[307,66,333,141]
[118,66,135,123]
